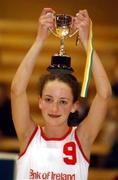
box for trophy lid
[47,55,74,74]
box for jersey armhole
[18,126,38,159]
[75,129,90,164]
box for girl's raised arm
[74,10,112,157]
[11,8,55,152]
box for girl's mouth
[48,114,61,118]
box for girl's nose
[51,101,59,113]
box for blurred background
[0,0,118,179]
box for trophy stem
[59,37,65,56]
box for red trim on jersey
[40,127,72,141]
[75,130,90,164]
[18,126,38,159]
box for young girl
[11,8,112,180]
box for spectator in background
[0,82,16,137]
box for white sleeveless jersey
[16,127,89,180]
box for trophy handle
[69,29,79,37]
[49,27,59,37]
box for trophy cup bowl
[47,14,78,74]
[55,14,72,38]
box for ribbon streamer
[80,20,94,97]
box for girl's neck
[42,124,71,139]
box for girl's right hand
[36,8,55,42]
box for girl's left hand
[73,9,90,51]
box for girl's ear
[38,96,42,109]
[71,100,80,113]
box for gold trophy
[47,14,78,73]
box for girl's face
[39,80,78,127]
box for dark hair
[38,73,85,126]
[0,82,7,91]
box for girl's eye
[59,100,68,105]
[44,98,53,103]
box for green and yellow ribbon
[80,20,94,97]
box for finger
[39,19,54,28]
[41,19,54,26]
[41,8,55,16]
[71,16,75,27]
[74,16,84,25]
[40,15,54,26]
[76,14,86,21]
[45,12,55,19]
[76,9,89,18]
[40,12,55,24]
[75,13,90,25]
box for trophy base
[47,54,74,74]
